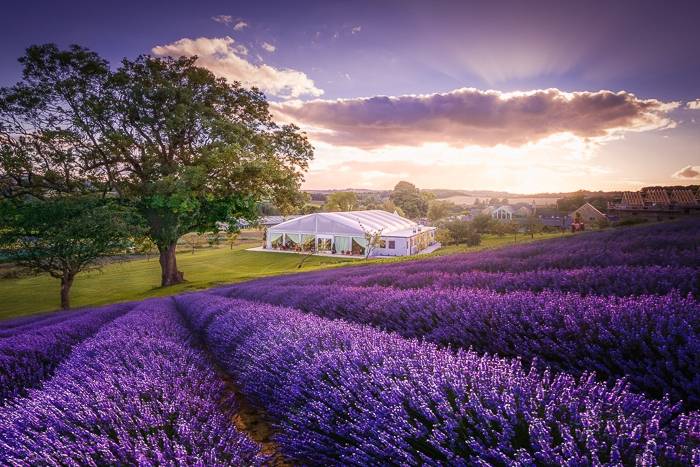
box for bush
[615,217,648,227]
[444,220,481,246]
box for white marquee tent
[265,210,436,257]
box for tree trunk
[60,274,74,310]
[158,242,185,286]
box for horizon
[1,0,699,192]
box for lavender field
[1,220,699,465]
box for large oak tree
[0,44,313,286]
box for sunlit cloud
[211,15,233,25]
[275,87,677,149]
[302,138,617,192]
[687,99,700,110]
[152,37,323,99]
[351,25,362,34]
[672,165,700,179]
[261,41,276,53]
[233,21,248,31]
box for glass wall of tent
[270,232,284,248]
[333,236,351,255]
[284,233,301,250]
[266,228,435,256]
[351,237,368,256]
[302,234,316,252]
[317,236,333,252]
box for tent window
[302,234,316,252]
[334,236,351,254]
[270,233,283,248]
[317,237,332,251]
[284,233,301,249]
[351,237,367,256]
[388,240,395,249]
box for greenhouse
[264,210,437,257]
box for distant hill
[303,186,699,208]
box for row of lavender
[243,218,700,291]
[219,284,700,410]
[0,302,132,404]
[325,265,700,296]
[0,298,266,465]
[177,293,700,465]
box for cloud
[261,41,276,52]
[687,99,700,110]
[211,15,233,25]
[274,88,677,148]
[233,21,248,31]
[351,25,362,34]
[152,37,323,99]
[672,165,700,179]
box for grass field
[0,231,567,320]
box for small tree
[324,191,358,212]
[523,215,544,239]
[444,220,481,246]
[427,200,451,223]
[0,196,144,309]
[133,236,157,259]
[359,222,383,259]
[471,214,495,234]
[492,221,514,237]
[389,181,428,218]
[382,200,405,217]
[435,228,454,245]
[180,233,201,255]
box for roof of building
[646,188,671,205]
[515,206,532,216]
[622,191,644,207]
[670,189,698,206]
[493,205,515,214]
[269,210,432,238]
[238,215,299,227]
[570,202,606,218]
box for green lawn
[0,231,568,320]
[0,243,356,320]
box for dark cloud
[672,165,700,179]
[274,88,676,148]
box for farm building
[483,203,534,222]
[607,188,700,221]
[265,210,437,257]
[570,203,606,224]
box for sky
[1,0,699,193]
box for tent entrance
[316,235,333,253]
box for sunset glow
[1,0,698,192]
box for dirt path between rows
[172,298,289,466]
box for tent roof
[269,210,421,237]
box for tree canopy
[0,44,313,286]
[389,181,429,219]
[324,191,358,212]
[0,196,143,308]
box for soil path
[173,298,289,466]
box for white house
[570,203,606,224]
[490,205,515,221]
[265,210,437,257]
